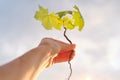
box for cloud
[0,0,120,80]
[106,37,120,69]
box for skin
[0,38,76,80]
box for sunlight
[85,75,92,80]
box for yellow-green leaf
[73,5,84,31]
[56,11,72,18]
[41,16,52,30]
[34,6,48,21]
[63,16,75,30]
[34,5,85,31]
[49,13,63,30]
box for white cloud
[106,37,120,70]
[0,0,120,80]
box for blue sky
[0,0,120,80]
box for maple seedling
[34,5,84,80]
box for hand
[53,41,75,63]
[40,38,76,64]
[53,50,75,63]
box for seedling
[34,5,84,80]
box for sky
[0,0,120,80]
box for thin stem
[63,27,73,80]
[63,27,72,44]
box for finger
[46,57,54,68]
[69,51,75,61]
[53,50,75,63]
[42,38,76,51]
[62,44,76,51]
[50,38,76,50]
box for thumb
[62,44,76,51]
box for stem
[63,27,73,80]
[64,27,72,44]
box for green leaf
[63,16,75,30]
[42,16,52,30]
[49,13,63,30]
[34,6,48,21]
[41,13,63,30]
[56,11,72,18]
[73,5,84,31]
[34,5,85,31]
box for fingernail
[70,44,76,49]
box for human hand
[40,38,76,64]
[53,41,75,63]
